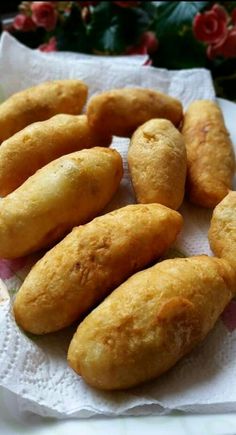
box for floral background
[0,1,236,100]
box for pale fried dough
[128,119,187,209]
[0,147,122,258]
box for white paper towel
[0,32,235,419]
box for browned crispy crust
[209,190,236,272]
[87,88,183,137]
[0,80,88,143]
[0,114,111,196]
[13,204,183,334]
[182,100,235,208]
[68,255,235,390]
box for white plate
[1,98,236,435]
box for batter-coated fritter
[0,80,88,143]
[87,88,183,137]
[182,100,235,208]
[13,204,183,334]
[68,256,235,390]
[0,114,111,196]
[0,147,122,259]
[128,119,187,209]
[209,190,236,270]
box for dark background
[0,1,19,16]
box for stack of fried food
[0,79,235,391]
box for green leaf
[152,29,207,69]
[142,1,159,21]
[56,3,89,52]
[121,7,151,45]
[88,1,124,53]
[88,1,152,53]
[87,1,113,35]
[155,1,210,37]
[152,1,209,69]
[95,16,125,53]
[222,1,236,13]
[214,73,236,101]
[211,58,236,101]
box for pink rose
[114,1,140,8]
[31,2,57,31]
[39,36,57,52]
[193,4,228,44]
[140,31,158,54]
[207,28,236,59]
[13,14,36,32]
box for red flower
[13,14,36,32]
[193,4,228,44]
[126,44,152,65]
[31,2,57,31]
[207,28,236,59]
[126,31,158,57]
[140,31,158,54]
[114,1,140,8]
[232,8,236,25]
[39,36,57,52]
[126,44,148,55]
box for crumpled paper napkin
[0,32,236,419]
